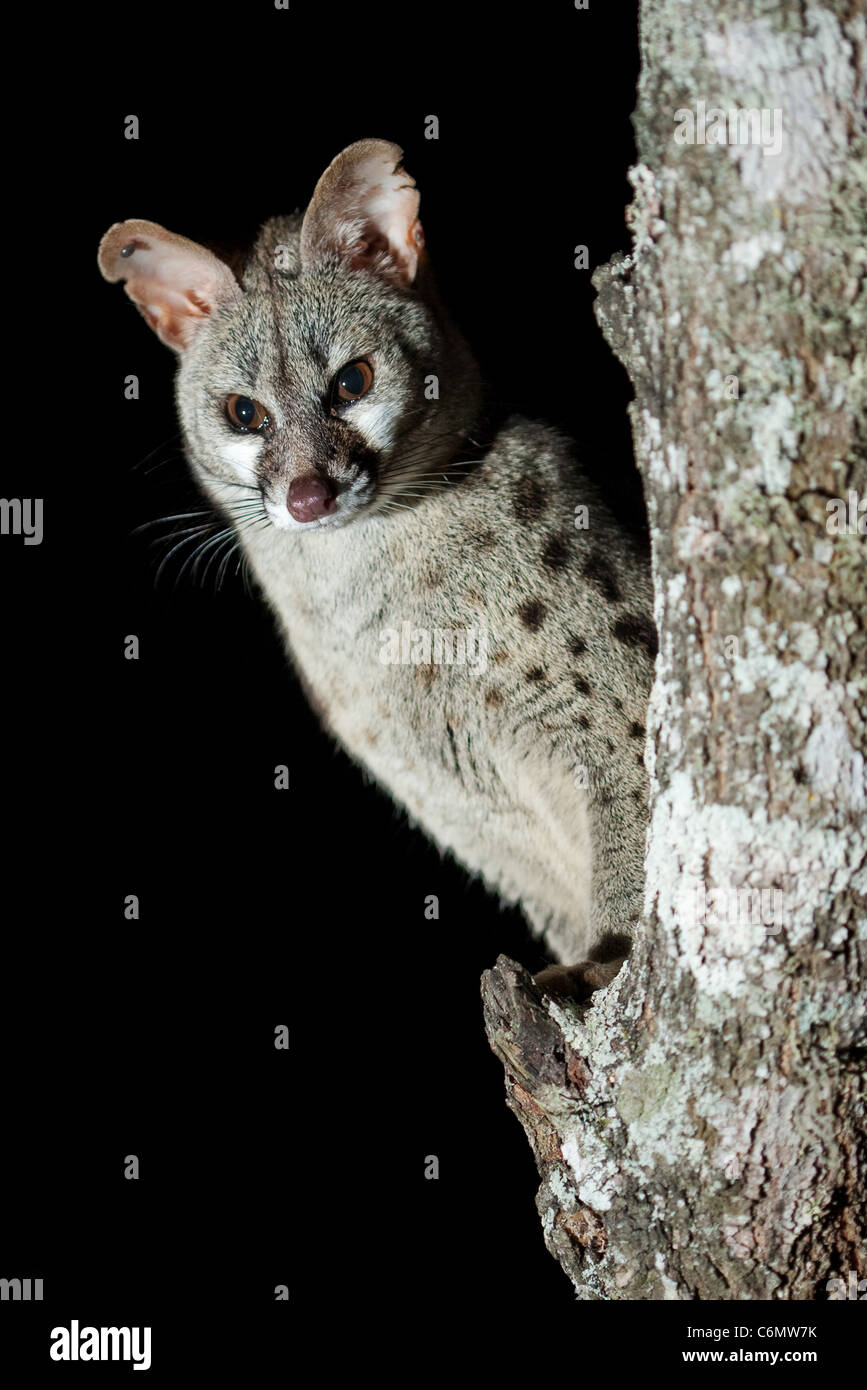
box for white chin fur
[265,501,315,531]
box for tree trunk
[482,0,866,1300]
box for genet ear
[97,219,242,352]
[300,139,424,288]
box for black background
[2,1,855,1379]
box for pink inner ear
[131,275,212,317]
[300,140,422,287]
[125,269,214,349]
[355,172,420,281]
[99,219,241,351]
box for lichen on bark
[483,0,866,1300]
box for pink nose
[286,475,337,523]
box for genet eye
[333,360,373,405]
[225,394,270,432]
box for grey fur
[99,140,655,965]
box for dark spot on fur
[574,675,592,697]
[793,766,807,785]
[568,635,587,658]
[579,713,591,730]
[472,527,498,552]
[613,697,623,712]
[613,612,658,659]
[485,687,503,706]
[542,533,570,570]
[581,550,622,604]
[636,752,644,768]
[418,665,437,686]
[606,737,615,753]
[519,599,547,632]
[424,565,444,588]
[630,721,646,739]
[493,649,509,665]
[632,788,645,805]
[525,666,547,683]
[513,476,547,522]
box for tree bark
[483,0,866,1300]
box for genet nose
[286,475,337,523]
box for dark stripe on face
[304,330,331,372]
[273,301,292,386]
[335,432,382,487]
[221,306,263,385]
[393,329,431,376]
